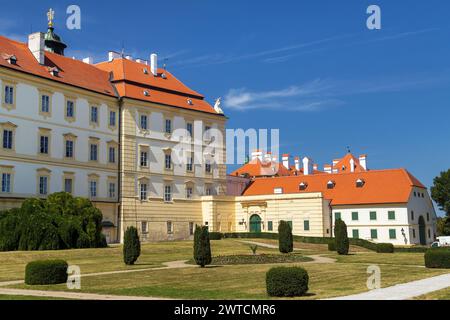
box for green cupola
[44,8,67,56]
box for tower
[44,8,67,55]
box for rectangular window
[4,86,14,104]
[164,185,172,202]
[186,187,193,199]
[335,212,341,221]
[205,186,212,196]
[370,211,377,221]
[189,222,194,236]
[2,130,13,149]
[109,182,116,198]
[140,183,147,201]
[167,221,173,234]
[41,95,50,113]
[165,154,172,170]
[370,229,378,239]
[165,119,172,134]
[268,221,273,231]
[186,123,193,137]
[141,221,148,234]
[352,212,359,221]
[64,178,73,194]
[427,212,430,221]
[90,106,98,124]
[304,220,310,231]
[109,111,116,127]
[89,180,97,198]
[411,211,415,221]
[39,176,48,195]
[388,211,396,220]
[413,229,416,238]
[186,154,193,172]
[108,147,116,163]
[389,229,397,239]
[205,161,212,173]
[140,115,148,130]
[40,136,49,154]
[65,140,74,158]
[90,144,98,161]
[66,100,74,118]
[352,229,360,239]
[140,151,148,167]
[1,173,11,193]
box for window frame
[164,184,172,202]
[388,211,396,221]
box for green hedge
[25,260,68,285]
[266,266,309,297]
[209,232,223,240]
[376,243,394,253]
[328,242,336,251]
[394,246,428,253]
[425,248,450,269]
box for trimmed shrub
[334,219,349,255]
[25,260,68,285]
[266,266,309,297]
[76,232,91,249]
[209,232,223,240]
[278,221,293,254]
[123,226,141,265]
[194,225,212,267]
[425,248,450,269]
[328,242,336,251]
[376,243,394,253]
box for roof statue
[214,97,224,114]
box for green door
[249,215,262,233]
[418,216,426,245]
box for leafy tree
[431,170,450,216]
[123,226,141,265]
[194,225,212,268]
[278,220,293,254]
[334,219,349,255]
[437,217,450,236]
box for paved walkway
[326,273,450,300]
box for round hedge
[25,260,68,285]
[376,243,394,253]
[266,266,309,297]
[425,248,450,269]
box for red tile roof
[243,169,426,205]
[230,158,291,178]
[0,35,115,96]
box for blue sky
[2,1,450,214]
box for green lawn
[416,287,450,300]
[0,295,68,300]
[1,239,449,300]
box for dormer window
[356,179,365,188]
[327,180,335,189]
[161,73,167,79]
[299,182,308,191]
[187,98,193,105]
[49,67,59,77]
[7,55,17,65]
[342,165,346,171]
[274,187,283,194]
[143,90,150,96]
[143,68,149,74]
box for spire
[44,8,67,55]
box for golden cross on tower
[47,8,55,28]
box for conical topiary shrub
[194,225,212,268]
[123,226,141,265]
[334,219,349,255]
[278,220,293,254]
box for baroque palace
[0,14,437,246]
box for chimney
[28,32,45,65]
[303,157,313,176]
[350,158,355,173]
[125,55,133,60]
[108,51,121,62]
[324,164,332,174]
[282,154,290,169]
[150,53,158,76]
[359,155,367,170]
[251,150,263,161]
[82,57,93,64]
[294,157,301,171]
[313,164,318,171]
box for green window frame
[352,212,359,221]
[268,221,273,232]
[370,211,377,220]
[335,212,341,221]
[388,211,396,220]
[304,220,310,231]
[371,229,378,239]
[389,229,397,239]
[352,229,359,239]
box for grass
[1,238,449,300]
[0,294,68,300]
[415,287,450,300]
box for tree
[334,219,349,255]
[437,217,450,236]
[193,225,212,268]
[431,170,450,216]
[123,226,141,265]
[278,220,293,254]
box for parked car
[431,236,450,248]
